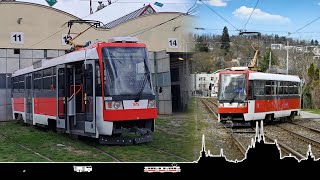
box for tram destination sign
[46,0,57,7]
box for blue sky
[194,0,320,41]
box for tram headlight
[148,100,156,108]
[237,103,247,108]
[105,101,123,110]
[113,101,121,109]
[219,103,224,107]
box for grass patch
[0,98,201,162]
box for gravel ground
[198,98,245,161]
[264,125,310,159]
[276,123,320,158]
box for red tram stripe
[218,107,248,114]
[13,98,24,112]
[254,98,300,113]
[103,108,157,121]
[34,98,57,116]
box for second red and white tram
[217,67,301,123]
[11,37,157,145]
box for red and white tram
[11,37,157,145]
[217,67,301,123]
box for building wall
[0,2,194,118]
[149,51,172,115]
[0,2,194,53]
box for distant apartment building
[271,44,283,50]
[189,71,220,97]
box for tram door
[57,64,76,132]
[57,65,66,130]
[25,74,33,123]
[83,61,96,134]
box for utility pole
[286,41,289,74]
[90,0,93,14]
[153,52,159,114]
[269,50,271,69]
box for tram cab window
[248,80,254,100]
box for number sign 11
[11,32,24,44]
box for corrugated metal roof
[103,5,156,29]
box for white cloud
[199,0,227,7]
[207,0,228,7]
[233,6,290,23]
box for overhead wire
[242,0,260,31]
[199,0,240,31]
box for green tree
[195,35,209,52]
[315,40,319,46]
[308,63,315,81]
[220,26,231,54]
[315,68,320,81]
[311,39,314,45]
[259,48,277,72]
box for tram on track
[217,67,301,123]
[11,37,157,145]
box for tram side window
[265,81,276,95]
[95,63,102,96]
[288,82,294,94]
[18,76,24,91]
[13,77,19,92]
[26,75,31,89]
[43,68,53,90]
[278,82,283,95]
[294,82,299,94]
[33,70,42,90]
[283,82,289,94]
[52,67,56,90]
[254,81,265,96]
[248,80,254,100]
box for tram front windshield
[102,47,154,97]
[218,73,247,102]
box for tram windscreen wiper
[109,53,123,65]
[134,59,151,102]
[229,90,241,104]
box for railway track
[149,146,191,162]
[90,145,123,162]
[290,122,320,134]
[199,97,307,160]
[263,134,305,159]
[275,124,320,149]
[200,98,218,119]
[223,126,247,156]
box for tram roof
[12,48,99,77]
[249,71,300,82]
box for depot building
[0,1,194,120]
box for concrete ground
[300,111,320,119]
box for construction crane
[239,31,261,71]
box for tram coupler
[99,131,153,145]
[221,120,251,128]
